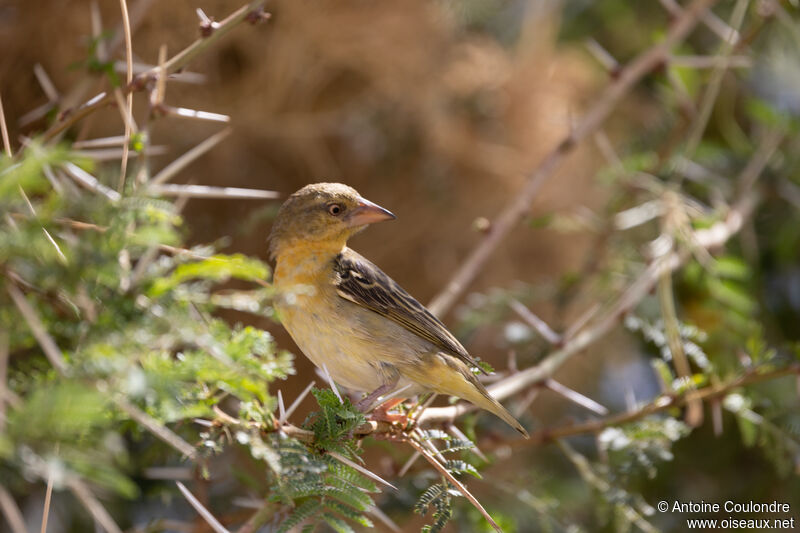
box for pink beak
[345,197,396,227]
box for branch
[427,0,718,317]
[405,436,502,533]
[524,364,800,445]
[420,125,780,427]
[41,1,266,143]
[419,194,754,426]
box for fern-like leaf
[276,499,323,533]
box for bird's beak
[345,197,396,227]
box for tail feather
[405,354,529,437]
[439,364,529,438]
[469,387,529,438]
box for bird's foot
[369,398,408,427]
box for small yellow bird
[270,183,527,437]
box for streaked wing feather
[333,250,486,373]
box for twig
[176,482,231,533]
[397,450,422,477]
[0,485,27,533]
[41,466,54,533]
[116,60,205,84]
[427,0,718,317]
[524,365,800,445]
[657,261,703,426]
[19,186,68,264]
[405,437,502,533]
[447,424,487,462]
[367,505,402,533]
[682,0,750,161]
[67,477,124,533]
[658,0,740,44]
[584,38,619,72]
[33,64,60,102]
[280,380,316,424]
[113,396,198,460]
[0,332,6,433]
[72,135,128,149]
[42,1,266,142]
[118,0,134,192]
[6,281,68,375]
[0,93,11,157]
[669,55,752,68]
[149,128,232,185]
[62,162,122,202]
[327,451,397,491]
[544,379,608,415]
[509,299,562,345]
[160,106,231,123]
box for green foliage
[416,482,455,533]
[599,418,690,481]
[0,143,293,521]
[412,430,481,532]
[269,390,378,532]
[307,388,366,455]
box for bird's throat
[273,241,346,287]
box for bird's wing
[332,249,487,374]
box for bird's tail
[423,359,529,438]
[465,384,529,438]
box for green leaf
[277,499,323,533]
[148,254,270,297]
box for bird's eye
[327,203,344,216]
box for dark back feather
[332,249,487,374]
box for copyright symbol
[657,501,669,513]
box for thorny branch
[40,0,266,143]
[428,0,719,317]
[522,364,800,446]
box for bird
[269,182,528,437]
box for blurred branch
[524,364,800,445]
[149,128,232,185]
[405,436,502,533]
[428,0,718,317]
[0,332,7,433]
[118,0,134,191]
[67,477,124,533]
[420,192,755,427]
[682,0,750,160]
[0,485,26,533]
[146,183,280,200]
[113,396,198,460]
[176,482,230,533]
[0,94,11,157]
[6,280,69,375]
[41,0,266,143]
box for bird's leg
[355,381,396,413]
[371,398,408,424]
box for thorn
[246,8,271,24]
[277,389,286,423]
[509,299,562,346]
[281,380,316,424]
[545,379,609,416]
[321,363,343,404]
[197,8,220,37]
[328,451,397,491]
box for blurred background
[2,0,800,531]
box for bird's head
[269,182,396,260]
